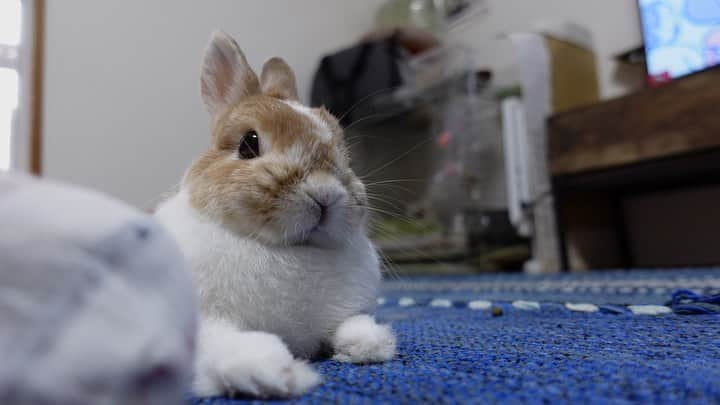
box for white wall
[43,0,385,208]
[451,0,642,99]
[43,0,643,207]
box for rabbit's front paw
[194,331,321,398]
[332,314,396,364]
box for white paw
[194,328,321,398]
[332,314,396,364]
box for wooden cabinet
[548,67,720,270]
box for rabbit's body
[155,188,380,358]
[156,31,395,398]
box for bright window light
[0,68,19,170]
[0,0,22,46]
[0,0,21,171]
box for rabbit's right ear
[201,31,260,117]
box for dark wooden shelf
[549,67,720,176]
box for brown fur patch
[214,96,322,152]
[186,96,345,231]
[260,57,299,101]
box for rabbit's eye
[238,131,260,159]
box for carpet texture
[190,269,720,404]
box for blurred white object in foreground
[0,172,196,405]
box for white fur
[332,315,396,364]
[283,101,332,142]
[155,189,395,397]
[193,318,320,397]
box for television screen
[639,0,720,83]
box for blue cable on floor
[669,289,720,314]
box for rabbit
[154,31,396,398]
[0,172,196,405]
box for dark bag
[310,37,404,126]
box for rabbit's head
[184,32,368,248]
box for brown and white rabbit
[154,31,396,398]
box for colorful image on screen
[639,0,720,82]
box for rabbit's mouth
[297,206,342,247]
[238,199,364,249]
[289,199,364,248]
[213,176,368,248]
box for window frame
[9,0,44,174]
[28,0,45,174]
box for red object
[647,71,672,87]
[437,131,452,148]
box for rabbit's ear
[201,31,260,117]
[260,57,299,101]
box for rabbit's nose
[307,191,342,222]
[306,194,328,224]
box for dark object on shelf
[310,37,404,126]
[612,46,646,93]
[615,46,645,66]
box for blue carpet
[190,269,720,404]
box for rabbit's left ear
[201,31,260,117]
[260,57,299,101]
